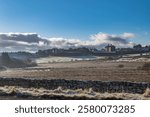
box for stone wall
[0,77,149,94]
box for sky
[0,0,150,52]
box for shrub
[118,64,124,68]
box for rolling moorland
[0,47,150,99]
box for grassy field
[0,57,150,100]
[0,59,150,83]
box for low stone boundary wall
[0,77,149,94]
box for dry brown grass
[143,88,150,97]
[0,61,150,83]
[141,62,150,71]
[0,86,149,100]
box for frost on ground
[0,86,149,100]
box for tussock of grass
[143,88,150,97]
[53,86,63,93]
[87,88,95,95]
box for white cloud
[121,32,135,39]
[0,32,135,52]
[89,32,135,47]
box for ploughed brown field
[0,60,150,83]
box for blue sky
[0,0,150,51]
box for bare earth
[0,60,150,83]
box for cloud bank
[0,32,135,52]
[89,32,135,48]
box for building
[105,44,116,52]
